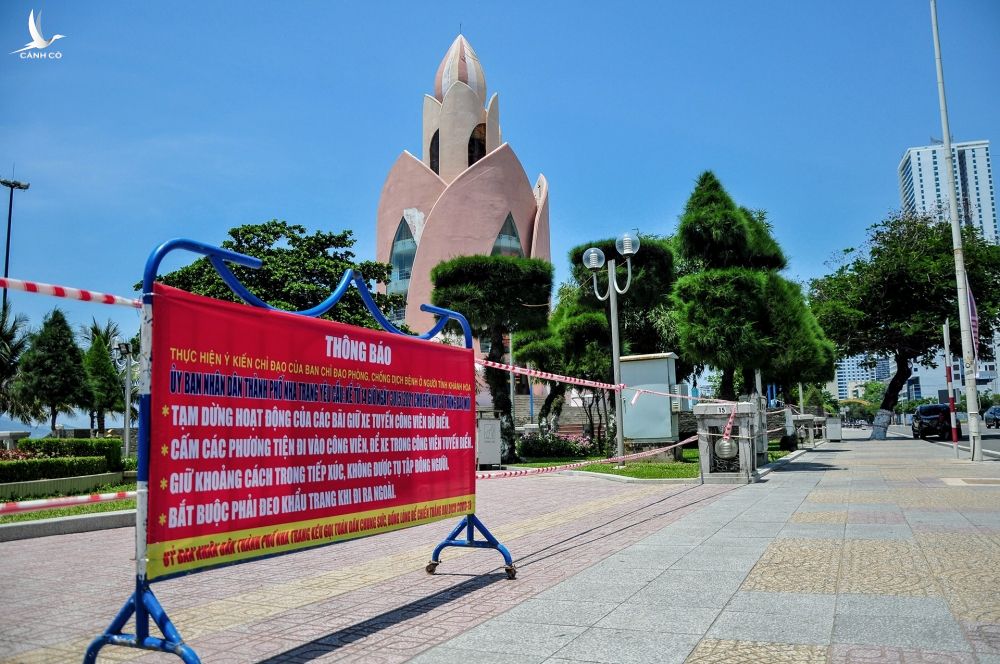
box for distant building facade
[897,140,997,243]
[831,355,885,400]
[374,35,550,333]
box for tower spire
[434,35,486,104]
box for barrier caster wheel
[425,561,439,575]
[504,565,517,580]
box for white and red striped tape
[0,276,771,411]
[2,438,700,513]
[626,386,735,405]
[476,358,623,392]
[0,490,137,515]
[476,434,697,480]
[0,277,140,309]
[720,405,738,442]
[476,359,739,406]
[0,276,784,413]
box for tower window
[468,124,486,167]
[429,130,440,175]
[387,219,417,321]
[491,213,524,257]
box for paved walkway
[415,431,1000,664]
[2,431,999,663]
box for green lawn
[512,456,607,468]
[581,461,700,479]
[513,448,701,479]
[0,441,794,524]
[0,481,137,524]
[510,438,792,480]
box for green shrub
[0,450,33,461]
[778,434,799,452]
[123,456,137,472]
[517,431,594,458]
[18,438,123,471]
[0,456,108,483]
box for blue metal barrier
[85,238,511,663]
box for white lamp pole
[0,178,29,311]
[583,232,640,463]
[113,339,134,458]
[930,0,982,460]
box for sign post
[85,238,513,664]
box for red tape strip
[0,277,140,308]
[0,490,137,515]
[476,434,697,479]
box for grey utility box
[476,411,502,468]
[693,402,761,484]
[749,395,769,467]
[825,415,842,442]
[0,431,30,451]
[791,414,816,448]
[620,353,684,450]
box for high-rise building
[898,140,997,243]
[375,36,550,333]
[832,355,881,400]
[898,140,999,402]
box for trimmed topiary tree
[431,255,553,462]
[14,308,87,433]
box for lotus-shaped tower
[375,35,550,333]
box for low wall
[677,411,790,441]
[0,472,124,500]
[0,510,134,542]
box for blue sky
[1,1,999,425]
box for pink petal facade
[375,36,551,335]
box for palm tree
[80,318,134,431]
[0,302,39,422]
[80,317,121,348]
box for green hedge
[517,432,580,458]
[18,438,123,472]
[0,456,108,483]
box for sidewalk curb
[917,437,1000,458]
[0,441,843,541]
[558,441,825,484]
[556,470,699,484]
[885,425,1000,458]
[757,446,813,478]
[0,509,134,542]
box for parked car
[911,403,960,439]
[985,405,1000,428]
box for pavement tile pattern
[1,428,999,662]
[0,470,729,662]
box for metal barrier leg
[426,513,516,579]
[84,577,200,663]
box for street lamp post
[112,340,134,458]
[0,178,30,311]
[929,0,982,460]
[583,232,640,463]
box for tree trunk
[592,391,607,453]
[97,409,106,435]
[49,407,57,435]
[741,366,756,398]
[583,391,596,450]
[599,391,610,452]
[539,383,565,431]
[719,368,736,401]
[871,352,911,440]
[484,326,515,462]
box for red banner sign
[146,284,476,579]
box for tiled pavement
[2,430,1000,663]
[415,431,1000,664]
